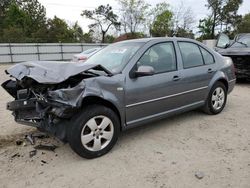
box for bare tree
[117,0,150,34]
[172,2,196,34]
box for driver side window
[137,42,177,73]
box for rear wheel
[203,82,227,115]
[68,105,120,159]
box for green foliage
[47,16,74,43]
[0,0,48,42]
[150,10,173,37]
[204,0,243,38]
[198,17,214,40]
[81,4,120,43]
[237,13,250,33]
[175,28,194,39]
[0,0,93,43]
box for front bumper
[6,98,78,142]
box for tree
[172,3,195,37]
[237,13,250,33]
[220,0,242,33]
[150,10,173,37]
[198,17,214,40]
[0,0,48,42]
[205,0,243,38]
[1,3,30,42]
[117,0,149,35]
[82,31,94,43]
[81,4,120,43]
[148,2,172,36]
[71,22,84,42]
[47,16,75,43]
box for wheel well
[217,79,228,91]
[81,96,121,127]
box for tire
[203,82,227,115]
[68,104,120,159]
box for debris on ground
[15,140,23,146]
[11,153,20,158]
[41,160,47,164]
[34,144,58,152]
[29,150,37,158]
[25,134,35,145]
[32,132,49,139]
[195,171,205,179]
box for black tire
[68,105,120,159]
[203,82,227,115]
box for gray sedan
[3,37,236,159]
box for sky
[38,0,250,34]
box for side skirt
[123,101,205,130]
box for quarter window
[137,42,177,73]
[200,47,215,65]
[178,42,204,68]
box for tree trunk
[211,13,216,39]
[101,31,105,43]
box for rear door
[177,41,217,104]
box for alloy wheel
[211,87,225,110]
[81,116,114,152]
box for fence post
[36,43,40,61]
[9,43,13,63]
[60,42,63,60]
[80,43,84,52]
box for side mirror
[216,33,230,49]
[134,66,155,77]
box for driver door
[125,42,182,126]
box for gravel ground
[0,64,249,188]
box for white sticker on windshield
[110,49,127,54]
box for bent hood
[6,61,111,84]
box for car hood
[6,61,111,84]
[217,47,250,56]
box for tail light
[78,56,87,61]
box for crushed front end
[2,76,87,141]
[2,61,111,141]
[230,56,250,79]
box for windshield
[231,35,250,48]
[84,42,144,73]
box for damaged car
[216,33,250,80]
[2,38,236,159]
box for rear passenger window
[178,42,204,68]
[200,47,215,65]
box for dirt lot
[0,64,249,188]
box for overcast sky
[39,0,250,34]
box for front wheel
[68,105,120,159]
[203,82,227,115]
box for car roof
[117,37,196,44]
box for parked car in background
[2,38,236,159]
[216,33,250,80]
[72,47,102,63]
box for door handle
[173,75,181,81]
[207,68,214,73]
